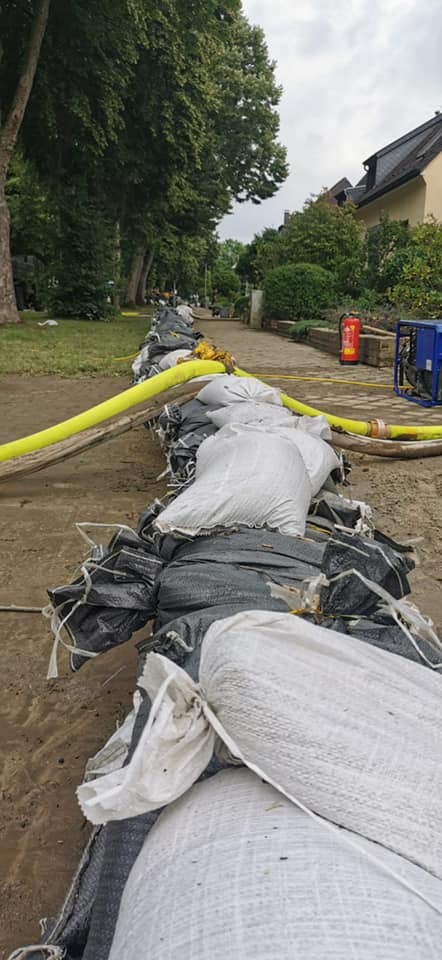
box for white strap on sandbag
[43,598,99,680]
[44,555,102,679]
[77,652,442,914]
[327,566,442,663]
[271,565,442,667]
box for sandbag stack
[12,355,442,960]
[131,305,202,383]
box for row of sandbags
[131,304,202,383]
[47,373,428,677]
[76,608,442,960]
[14,366,442,960]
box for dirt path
[1,325,441,956]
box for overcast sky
[219,0,442,242]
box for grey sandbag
[320,529,413,616]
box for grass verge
[0,310,152,377]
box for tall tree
[0,0,51,325]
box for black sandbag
[310,490,363,528]
[157,398,217,446]
[348,616,441,667]
[48,531,163,671]
[159,527,325,580]
[320,530,414,616]
[176,398,215,434]
[155,561,289,627]
[168,426,218,482]
[148,333,199,359]
[157,403,183,443]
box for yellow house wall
[423,153,442,220]
[355,176,426,228]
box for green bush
[264,262,336,322]
[211,263,240,300]
[388,220,442,317]
[289,318,326,340]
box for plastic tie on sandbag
[43,562,100,679]
[270,564,442,669]
[7,947,65,959]
[75,521,137,551]
[323,566,442,668]
[77,652,442,915]
[269,574,326,616]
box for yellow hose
[1,361,442,462]
[234,367,442,441]
[0,361,225,462]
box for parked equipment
[339,313,361,365]
[395,320,442,407]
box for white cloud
[219,0,442,241]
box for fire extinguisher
[339,313,361,365]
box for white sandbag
[200,611,442,878]
[207,400,294,428]
[296,413,331,440]
[176,303,194,323]
[80,610,442,873]
[131,344,151,378]
[200,416,339,496]
[154,425,312,537]
[197,374,282,407]
[157,348,191,370]
[274,423,340,495]
[109,768,442,960]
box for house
[325,177,353,206]
[336,113,442,229]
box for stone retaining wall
[268,321,395,368]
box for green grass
[0,310,152,377]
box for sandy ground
[1,322,441,956]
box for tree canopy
[0,0,288,321]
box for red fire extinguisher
[339,313,361,365]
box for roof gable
[357,114,442,207]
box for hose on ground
[1,361,442,463]
[331,431,442,459]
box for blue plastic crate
[394,320,442,406]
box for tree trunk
[0,191,20,324]
[0,0,51,325]
[125,248,145,307]
[136,246,155,306]
[113,220,121,311]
